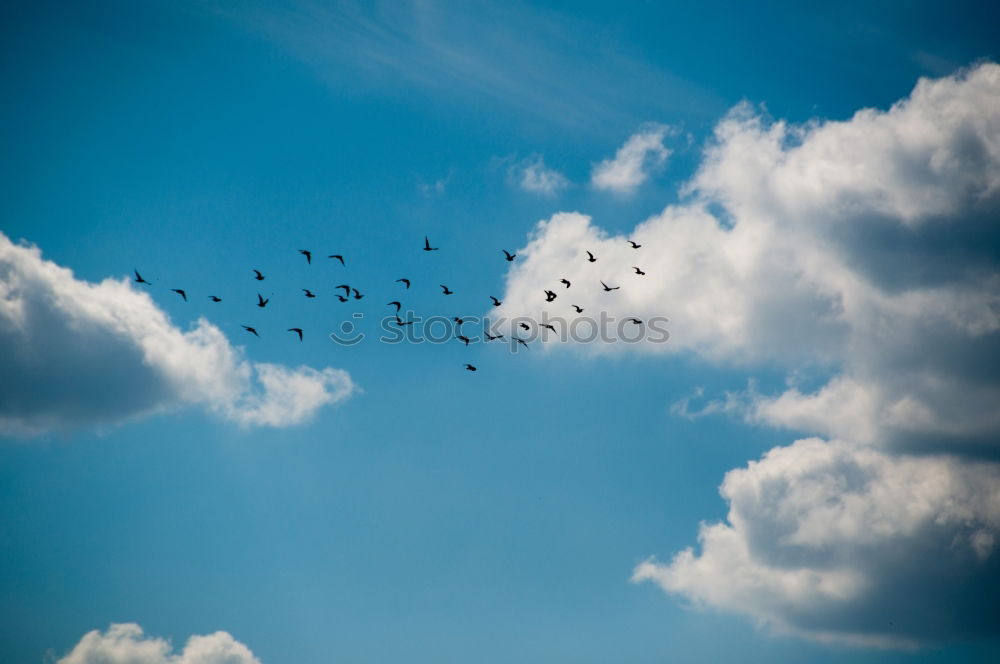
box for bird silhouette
[586,251,597,263]
[288,327,303,341]
[519,322,530,331]
[571,304,584,313]
[133,270,152,285]
[485,332,504,341]
[335,294,348,302]
[601,281,620,292]
[242,325,259,337]
[303,289,316,298]
[541,323,556,332]
[299,249,312,264]
[257,293,269,308]
[560,279,571,288]
[633,267,646,275]
[387,301,402,313]
[253,269,265,281]
[490,296,502,307]
[209,295,222,303]
[457,335,471,346]
[464,364,477,371]
[628,318,643,325]
[171,288,187,301]
[628,240,642,249]
[393,316,413,326]
[396,278,411,288]
[328,254,345,265]
[423,236,439,251]
[440,284,454,295]
[513,337,529,349]
[335,284,351,295]
[453,317,465,325]
[502,249,516,261]
[544,290,557,302]
[352,288,364,300]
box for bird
[209,295,222,302]
[133,270,152,285]
[571,304,584,313]
[288,327,303,341]
[586,251,597,263]
[440,284,454,295]
[352,288,364,300]
[242,325,259,337]
[387,301,402,313]
[464,364,477,371]
[519,322,530,332]
[453,317,465,325]
[541,323,556,332]
[423,236,439,251]
[303,289,316,298]
[544,290,557,302]
[171,288,187,301]
[628,318,643,325]
[490,296,502,307]
[253,269,265,281]
[560,278,571,288]
[299,249,312,264]
[601,281,620,292]
[335,284,351,295]
[513,337,529,349]
[396,278,411,288]
[257,293,269,308]
[628,240,642,249]
[393,316,413,326]
[485,332,504,341]
[335,294,348,302]
[502,249,516,261]
[633,267,646,275]
[457,335,471,346]
[328,254,345,265]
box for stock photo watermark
[329,311,669,352]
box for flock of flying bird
[132,236,648,372]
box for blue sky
[2,1,999,663]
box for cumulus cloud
[57,623,261,664]
[632,439,1000,646]
[0,233,356,437]
[511,154,568,195]
[591,124,671,193]
[497,62,1000,644]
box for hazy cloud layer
[498,63,1000,644]
[511,154,568,195]
[0,233,356,437]
[591,124,671,193]
[57,623,261,664]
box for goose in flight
[288,327,303,341]
[170,288,187,301]
[490,296,502,307]
[601,281,620,292]
[253,269,265,281]
[544,290,557,302]
[396,278,411,288]
[423,236,439,251]
[299,249,312,264]
[387,301,402,313]
[560,278,571,288]
[303,289,317,298]
[502,249,516,261]
[628,240,641,249]
[257,293,269,308]
[464,364,477,371]
[633,267,646,275]
[209,295,223,302]
[133,270,152,285]
[328,254,345,265]
[242,325,259,337]
[586,251,597,263]
[440,284,454,295]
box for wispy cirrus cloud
[0,233,356,437]
[509,154,568,196]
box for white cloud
[0,233,356,437]
[57,623,261,664]
[632,438,1000,646]
[591,124,671,193]
[497,62,1000,645]
[511,155,568,195]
